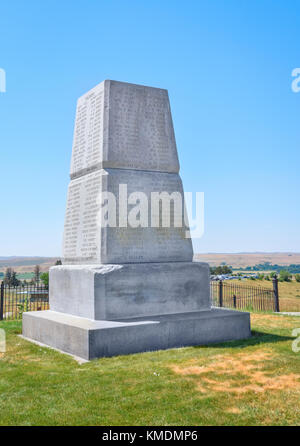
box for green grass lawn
[0,313,300,426]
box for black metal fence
[211,279,280,312]
[0,282,49,320]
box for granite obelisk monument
[23,80,250,360]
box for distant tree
[279,270,291,282]
[34,265,40,283]
[210,265,232,275]
[55,259,62,265]
[257,273,265,281]
[295,274,300,283]
[265,275,270,281]
[4,268,20,286]
[222,266,232,274]
[4,267,14,285]
[270,272,277,278]
[40,272,49,287]
[10,271,20,287]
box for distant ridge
[0,256,57,261]
[0,257,58,272]
[0,253,299,271]
[194,252,300,267]
[197,252,300,255]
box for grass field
[0,313,300,426]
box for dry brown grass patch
[250,313,296,329]
[170,350,300,395]
[226,407,242,414]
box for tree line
[1,260,61,287]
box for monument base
[48,262,211,320]
[22,308,251,360]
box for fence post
[233,294,237,309]
[0,282,4,321]
[272,276,280,312]
[218,280,223,307]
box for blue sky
[0,0,299,256]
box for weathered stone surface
[63,168,193,264]
[50,262,210,320]
[70,80,179,178]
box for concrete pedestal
[23,308,251,360]
[22,262,251,360]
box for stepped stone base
[22,308,251,360]
[49,262,211,320]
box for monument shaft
[63,80,192,264]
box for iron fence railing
[211,277,300,313]
[0,282,49,320]
[211,280,278,312]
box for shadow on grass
[194,331,295,350]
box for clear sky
[0,0,299,256]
